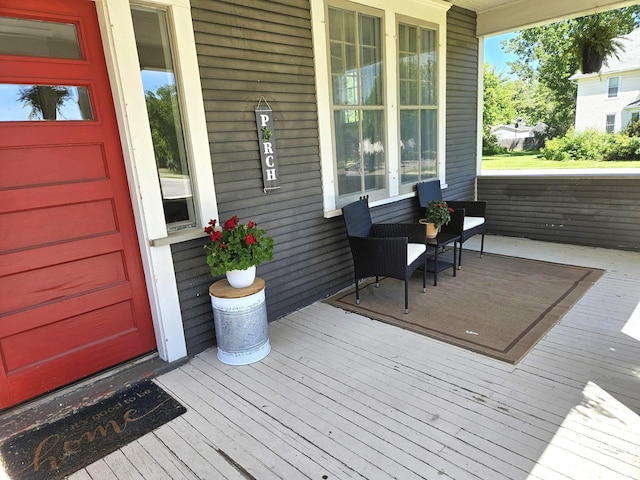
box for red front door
[0,0,156,409]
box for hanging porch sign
[255,98,280,192]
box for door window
[0,84,93,121]
[0,16,81,59]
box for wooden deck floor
[70,236,640,480]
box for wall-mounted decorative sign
[255,98,280,192]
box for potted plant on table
[420,200,454,239]
[204,215,274,288]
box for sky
[483,32,517,74]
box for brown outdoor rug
[325,252,604,364]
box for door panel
[0,0,156,408]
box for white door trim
[93,0,218,361]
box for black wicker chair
[417,180,486,267]
[342,198,427,314]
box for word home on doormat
[1,379,186,480]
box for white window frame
[607,76,620,98]
[95,0,217,362]
[397,15,440,195]
[311,0,450,217]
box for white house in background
[490,122,547,150]
[572,28,640,133]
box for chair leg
[458,241,463,268]
[480,233,485,257]
[375,275,380,287]
[404,279,409,314]
[422,259,427,293]
[355,275,360,304]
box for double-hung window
[315,0,447,214]
[398,20,438,188]
[607,77,620,98]
[329,6,386,200]
[606,114,615,133]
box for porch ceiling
[443,0,639,36]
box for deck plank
[69,236,640,480]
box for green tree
[483,63,517,132]
[145,84,182,172]
[505,7,640,138]
[483,64,543,152]
[18,85,70,120]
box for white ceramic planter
[225,265,256,288]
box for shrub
[623,118,640,137]
[541,129,640,161]
[482,132,507,155]
[542,130,605,160]
[603,135,640,161]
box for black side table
[426,232,460,286]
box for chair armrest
[447,200,486,218]
[372,223,425,243]
[441,208,464,236]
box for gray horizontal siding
[174,0,481,356]
[176,0,354,356]
[445,6,479,200]
[478,175,640,251]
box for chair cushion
[407,243,426,265]
[463,216,484,231]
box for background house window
[398,21,438,186]
[328,6,385,201]
[607,77,620,98]
[606,114,615,133]
[632,112,639,124]
[131,5,196,231]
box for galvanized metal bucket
[210,287,270,365]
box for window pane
[420,109,437,178]
[399,24,418,106]
[362,110,385,191]
[334,109,385,196]
[329,8,358,106]
[0,84,93,121]
[132,6,196,230]
[420,28,437,105]
[359,15,382,105]
[335,110,362,196]
[400,110,419,183]
[0,16,81,59]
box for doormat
[325,253,604,364]
[0,379,186,480]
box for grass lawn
[482,151,640,170]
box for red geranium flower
[223,215,239,231]
[203,215,273,277]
